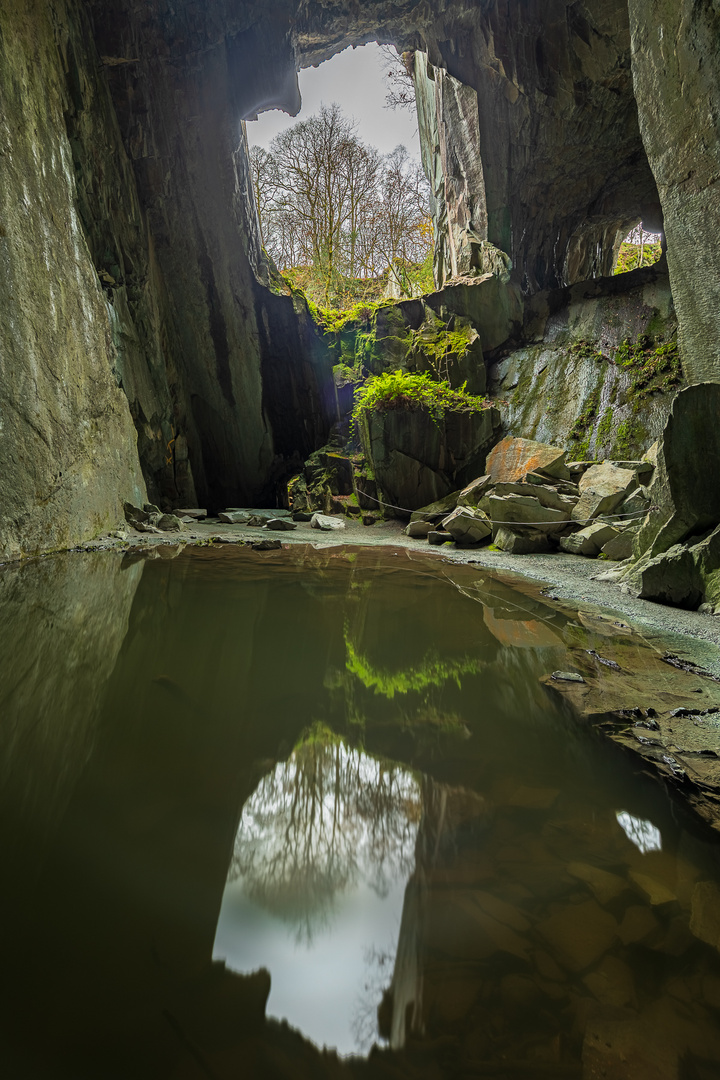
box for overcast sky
[245,43,420,158]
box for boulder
[410,491,461,523]
[560,522,619,556]
[310,513,346,531]
[617,489,651,521]
[602,529,638,561]
[219,511,251,524]
[440,507,492,546]
[405,520,434,538]
[157,514,184,532]
[493,526,553,554]
[428,530,453,545]
[485,494,570,534]
[571,462,637,523]
[175,508,207,519]
[266,518,297,531]
[630,524,720,610]
[486,436,569,484]
[457,474,492,507]
[488,482,577,513]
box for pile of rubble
[405,436,653,560]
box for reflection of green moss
[294,720,344,751]
[345,627,481,698]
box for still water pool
[1,545,719,1079]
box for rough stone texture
[629,0,720,383]
[493,525,553,555]
[572,462,637,523]
[0,0,147,560]
[362,406,501,514]
[486,437,568,485]
[560,522,618,556]
[440,507,492,546]
[488,264,680,459]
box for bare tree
[380,45,416,113]
[249,104,432,306]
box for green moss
[614,335,682,403]
[596,406,614,447]
[612,416,648,459]
[569,386,601,443]
[351,370,490,431]
[569,340,605,363]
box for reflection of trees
[229,738,421,941]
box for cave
[1,0,720,1076]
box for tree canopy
[249,103,432,308]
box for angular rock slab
[310,513,346,531]
[572,462,637,523]
[493,525,553,554]
[486,494,570,534]
[486,436,568,484]
[441,507,492,546]
[560,522,618,556]
[537,900,618,972]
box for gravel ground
[46,511,720,675]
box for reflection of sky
[214,876,405,1055]
[616,810,662,853]
[213,743,420,1054]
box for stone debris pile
[405,436,653,560]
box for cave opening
[244,43,433,310]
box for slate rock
[493,525,553,554]
[572,462,637,523]
[428,530,453,545]
[176,508,206,519]
[250,539,282,551]
[552,671,585,682]
[310,513,346,531]
[405,520,434,538]
[457,474,492,507]
[266,517,297,531]
[441,507,492,546]
[157,514,184,532]
[409,491,461,523]
[602,529,638,561]
[690,881,720,952]
[560,522,618,556]
[218,511,251,524]
[486,436,569,484]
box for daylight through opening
[245,44,433,310]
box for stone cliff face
[0,0,717,558]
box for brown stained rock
[484,609,563,649]
[690,881,720,952]
[537,900,618,972]
[485,437,569,485]
[617,905,660,946]
[582,1007,679,1080]
[567,862,629,905]
[583,956,637,1009]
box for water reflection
[616,810,663,853]
[231,734,420,937]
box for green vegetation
[596,405,614,447]
[345,631,482,699]
[569,385,601,443]
[569,340,605,363]
[614,240,662,275]
[614,336,682,403]
[351,370,490,430]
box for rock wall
[0,0,147,561]
[489,262,680,459]
[628,0,720,384]
[0,0,718,558]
